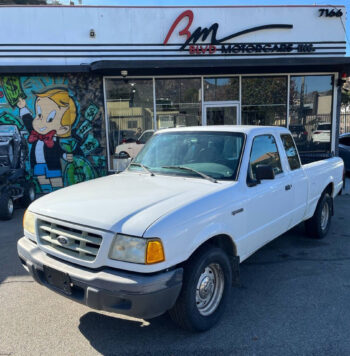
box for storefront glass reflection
[289,75,333,159]
[204,77,239,101]
[241,76,287,127]
[155,78,201,129]
[105,79,154,170]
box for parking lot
[1,189,350,355]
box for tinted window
[317,124,331,131]
[248,135,283,182]
[281,134,301,170]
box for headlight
[109,234,165,264]
[23,210,36,235]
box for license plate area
[43,265,72,295]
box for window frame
[246,133,284,187]
[280,134,302,171]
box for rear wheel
[169,247,232,332]
[0,192,14,220]
[20,182,36,207]
[305,192,332,239]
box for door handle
[285,184,292,191]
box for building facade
[0,5,349,193]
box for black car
[339,133,350,174]
[0,124,28,169]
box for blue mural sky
[59,0,349,55]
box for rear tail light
[314,131,321,134]
[303,131,308,135]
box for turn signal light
[146,240,165,264]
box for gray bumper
[17,237,183,319]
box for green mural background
[0,74,107,193]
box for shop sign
[164,9,326,56]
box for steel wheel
[8,198,14,215]
[195,263,225,316]
[28,187,35,202]
[320,201,330,231]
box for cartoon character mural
[0,76,106,194]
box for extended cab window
[281,134,301,170]
[247,134,282,183]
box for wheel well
[324,182,333,197]
[184,234,240,286]
[190,234,237,260]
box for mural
[0,75,106,193]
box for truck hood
[29,172,228,235]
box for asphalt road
[1,192,350,356]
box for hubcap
[321,202,329,231]
[195,263,224,316]
[8,199,13,215]
[29,187,35,201]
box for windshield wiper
[129,162,155,176]
[161,165,217,183]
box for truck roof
[156,125,291,136]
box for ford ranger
[17,126,344,331]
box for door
[241,134,294,257]
[204,103,239,126]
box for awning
[90,57,350,76]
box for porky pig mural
[0,75,107,193]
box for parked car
[0,124,28,169]
[18,126,344,331]
[339,132,350,173]
[289,124,308,144]
[311,123,331,144]
[115,129,154,158]
[0,124,36,219]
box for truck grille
[37,219,103,262]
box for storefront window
[155,78,201,129]
[289,75,333,158]
[241,76,287,126]
[204,77,239,101]
[105,78,154,170]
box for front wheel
[169,247,232,332]
[305,192,332,239]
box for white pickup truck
[18,126,344,332]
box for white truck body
[18,126,344,330]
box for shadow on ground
[77,195,350,355]
[0,208,27,284]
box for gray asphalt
[1,191,350,356]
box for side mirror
[255,164,275,181]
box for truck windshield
[129,131,245,181]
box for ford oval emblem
[57,236,69,245]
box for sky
[60,0,349,54]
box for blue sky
[63,0,349,54]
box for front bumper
[17,237,183,319]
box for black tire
[20,182,36,207]
[305,192,332,239]
[169,247,232,332]
[0,192,14,220]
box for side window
[281,134,301,170]
[248,135,283,183]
